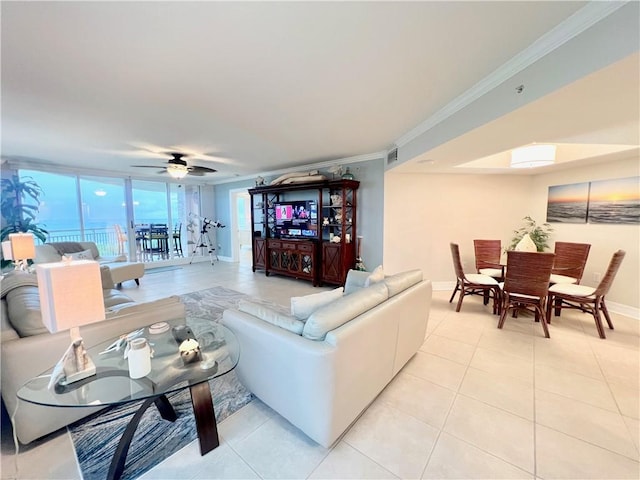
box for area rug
[68,286,281,480]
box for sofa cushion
[290,287,344,320]
[239,300,304,334]
[344,269,370,295]
[1,299,20,341]
[364,265,385,287]
[6,286,48,337]
[33,244,62,264]
[384,269,423,297]
[302,281,389,341]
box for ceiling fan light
[167,164,188,179]
[510,144,556,168]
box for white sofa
[1,269,185,444]
[222,269,432,447]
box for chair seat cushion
[549,283,596,297]
[549,274,578,285]
[465,273,499,286]
[479,268,503,278]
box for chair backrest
[474,239,501,271]
[450,243,466,280]
[504,251,555,298]
[553,241,591,281]
[594,250,625,297]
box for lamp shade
[6,233,36,260]
[36,260,105,333]
[510,144,556,168]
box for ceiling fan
[132,153,217,179]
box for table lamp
[36,259,106,386]
[1,233,36,270]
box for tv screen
[275,201,318,238]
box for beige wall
[384,156,639,310]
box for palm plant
[507,216,553,252]
[1,174,49,244]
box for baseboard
[432,281,639,320]
[217,256,233,262]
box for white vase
[514,233,538,252]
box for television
[275,200,318,239]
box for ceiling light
[510,144,556,168]
[167,164,189,179]
[94,189,107,197]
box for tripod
[189,225,217,265]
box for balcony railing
[41,228,123,257]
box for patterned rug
[68,286,271,480]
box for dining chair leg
[497,298,508,329]
[455,285,465,312]
[593,303,607,339]
[449,283,459,304]
[600,298,615,330]
[546,294,554,324]
[536,304,550,338]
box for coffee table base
[107,383,219,480]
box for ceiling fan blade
[189,165,217,174]
[187,170,206,176]
[131,165,164,168]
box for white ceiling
[1,1,636,184]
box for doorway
[230,189,252,266]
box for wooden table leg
[107,394,176,480]
[189,381,220,455]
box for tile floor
[1,260,639,479]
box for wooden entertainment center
[249,179,359,286]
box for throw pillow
[68,249,94,260]
[364,265,385,287]
[290,287,344,320]
[384,269,423,297]
[239,300,304,335]
[302,282,389,341]
[343,269,370,295]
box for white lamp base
[48,335,97,389]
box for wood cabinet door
[322,242,342,284]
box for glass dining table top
[17,319,239,409]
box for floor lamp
[36,260,106,387]
[1,233,36,270]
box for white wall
[384,172,532,280]
[384,156,639,311]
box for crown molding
[210,150,387,185]
[395,1,628,149]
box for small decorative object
[355,236,366,271]
[329,232,334,241]
[255,176,265,186]
[327,165,343,179]
[148,322,170,335]
[514,233,537,252]
[341,167,355,180]
[330,194,342,206]
[345,233,351,243]
[507,216,553,252]
[322,217,329,226]
[179,338,202,365]
[331,235,341,243]
[127,337,152,379]
[172,324,195,343]
[334,211,342,222]
[256,201,263,208]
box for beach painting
[587,176,640,224]
[547,182,589,223]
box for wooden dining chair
[546,250,625,339]
[474,239,504,281]
[498,251,555,338]
[449,243,501,314]
[549,241,591,285]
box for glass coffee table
[17,318,239,480]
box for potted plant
[507,216,553,252]
[1,174,48,267]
